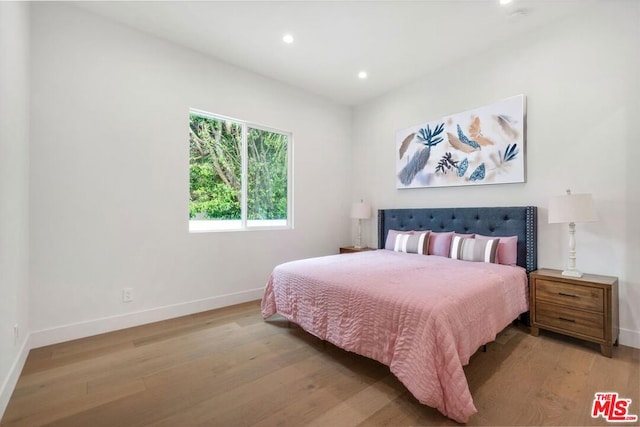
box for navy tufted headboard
[378,206,537,273]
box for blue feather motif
[398,147,431,185]
[457,124,480,150]
[469,163,486,181]
[457,158,468,177]
[502,143,519,162]
[417,123,445,147]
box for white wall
[29,4,352,345]
[626,0,640,350]
[0,1,31,415]
[352,1,640,347]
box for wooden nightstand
[339,246,376,254]
[530,268,619,357]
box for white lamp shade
[548,193,596,224]
[350,202,371,220]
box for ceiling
[72,0,596,106]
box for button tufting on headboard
[378,206,538,274]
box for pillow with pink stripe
[475,234,518,265]
[450,236,499,263]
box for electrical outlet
[122,288,133,302]
[13,324,19,346]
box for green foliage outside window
[247,128,288,220]
[189,112,288,222]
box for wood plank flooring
[2,301,638,426]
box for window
[189,109,292,232]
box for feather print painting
[396,95,525,188]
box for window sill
[188,219,290,233]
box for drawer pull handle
[558,317,576,323]
[558,292,579,298]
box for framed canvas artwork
[396,94,526,189]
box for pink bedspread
[261,250,528,423]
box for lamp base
[562,269,583,278]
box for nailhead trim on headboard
[524,206,537,274]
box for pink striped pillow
[450,236,499,263]
[475,235,518,265]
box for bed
[261,206,537,423]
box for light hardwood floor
[2,301,638,426]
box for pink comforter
[261,250,528,423]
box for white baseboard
[0,335,31,420]
[30,288,264,349]
[619,327,640,349]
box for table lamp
[548,189,596,278]
[350,200,371,248]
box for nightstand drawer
[536,302,604,339]
[339,247,375,254]
[536,279,603,312]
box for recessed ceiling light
[282,34,294,44]
[499,0,513,5]
[358,71,368,79]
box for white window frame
[188,109,293,233]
